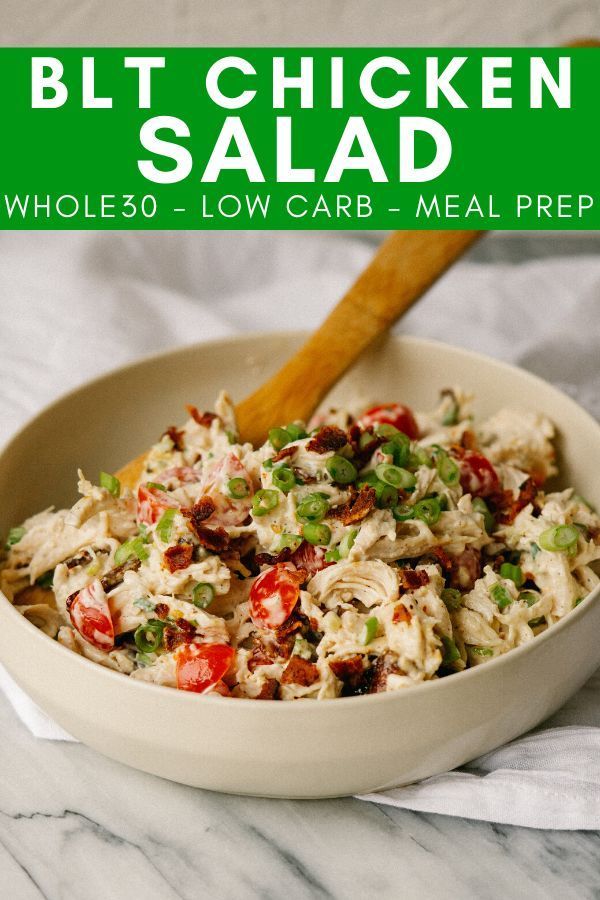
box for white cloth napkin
[1,231,600,829]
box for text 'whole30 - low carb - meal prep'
[2,389,599,700]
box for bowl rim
[1,331,599,715]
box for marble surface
[1,686,599,900]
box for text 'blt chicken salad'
[2,389,599,700]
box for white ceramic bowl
[1,334,599,798]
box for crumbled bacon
[431,546,453,573]
[348,423,383,467]
[65,550,92,570]
[328,485,376,525]
[450,547,481,591]
[247,646,275,672]
[393,604,413,623]
[186,405,218,428]
[461,429,478,451]
[154,602,169,619]
[184,496,216,524]
[495,478,538,525]
[399,568,430,592]
[100,557,141,592]
[255,541,328,579]
[162,425,185,451]
[281,655,319,686]
[164,626,194,652]
[369,654,396,693]
[163,543,194,572]
[306,425,348,454]
[193,524,230,554]
[329,655,365,688]
[256,679,279,700]
[271,445,296,463]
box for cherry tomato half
[249,564,303,629]
[458,451,500,498]
[176,642,235,693]
[201,453,254,527]
[69,579,115,651]
[137,484,179,526]
[360,403,419,440]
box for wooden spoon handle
[235,229,481,446]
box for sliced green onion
[325,548,340,563]
[156,508,177,543]
[303,522,331,546]
[490,582,513,611]
[500,563,524,588]
[374,423,401,439]
[134,620,165,654]
[133,597,156,612]
[99,471,121,497]
[296,493,329,523]
[114,536,150,566]
[35,570,54,589]
[252,489,279,517]
[339,529,358,558]
[374,481,399,509]
[441,635,461,666]
[272,466,296,493]
[285,423,307,442]
[381,434,410,468]
[472,497,495,533]
[528,615,546,628]
[262,458,274,470]
[413,497,441,526]
[357,471,379,489]
[146,481,167,491]
[408,446,433,470]
[225,429,236,445]
[519,591,539,607]
[441,588,462,611]
[361,616,379,645]
[268,427,291,452]
[469,645,494,657]
[278,533,303,552]
[375,463,416,490]
[393,503,414,522]
[436,452,460,487]
[530,542,540,559]
[227,477,249,499]
[359,431,375,450]
[539,524,580,553]
[326,455,357,485]
[5,526,25,549]
[192,582,215,609]
[442,403,459,427]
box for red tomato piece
[162,466,201,484]
[176,642,235,694]
[201,453,254,527]
[360,403,419,440]
[137,484,179,525]
[69,579,115,651]
[249,564,303,629]
[458,451,500,498]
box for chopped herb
[530,542,540,559]
[490,582,513,611]
[361,616,379,645]
[441,588,462,611]
[99,471,121,498]
[519,591,539,607]
[5,526,25,549]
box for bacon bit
[247,647,275,672]
[100,557,141,592]
[329,485,376,526]
[65,550,92,570]
[348,423,384,467]
[399,568,430,592]
[450,547,481,591]
[256,679,279,700]
[461,429,479,451]
[431,546,453,573]
[495,478,538,525]
[292,466,318,485]
[164,626,194,652]
[255,542,328,579]
[154,602,169,619]
[274,616,303,643]
[162,425,185,451]
[393,604,413,624]
[281,655,319,686]
[193,525,230,554]
[186,405,218,428]
[369,654,396,693]
[177,617,196,635]
[163,543,194,573]
[329,655,365,686]
[271,445,296,463]
[306,425,348,454]
[255,548,292,568]
[183,496,216,524]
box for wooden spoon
[117,229,480,488]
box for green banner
[1,48,598,229]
